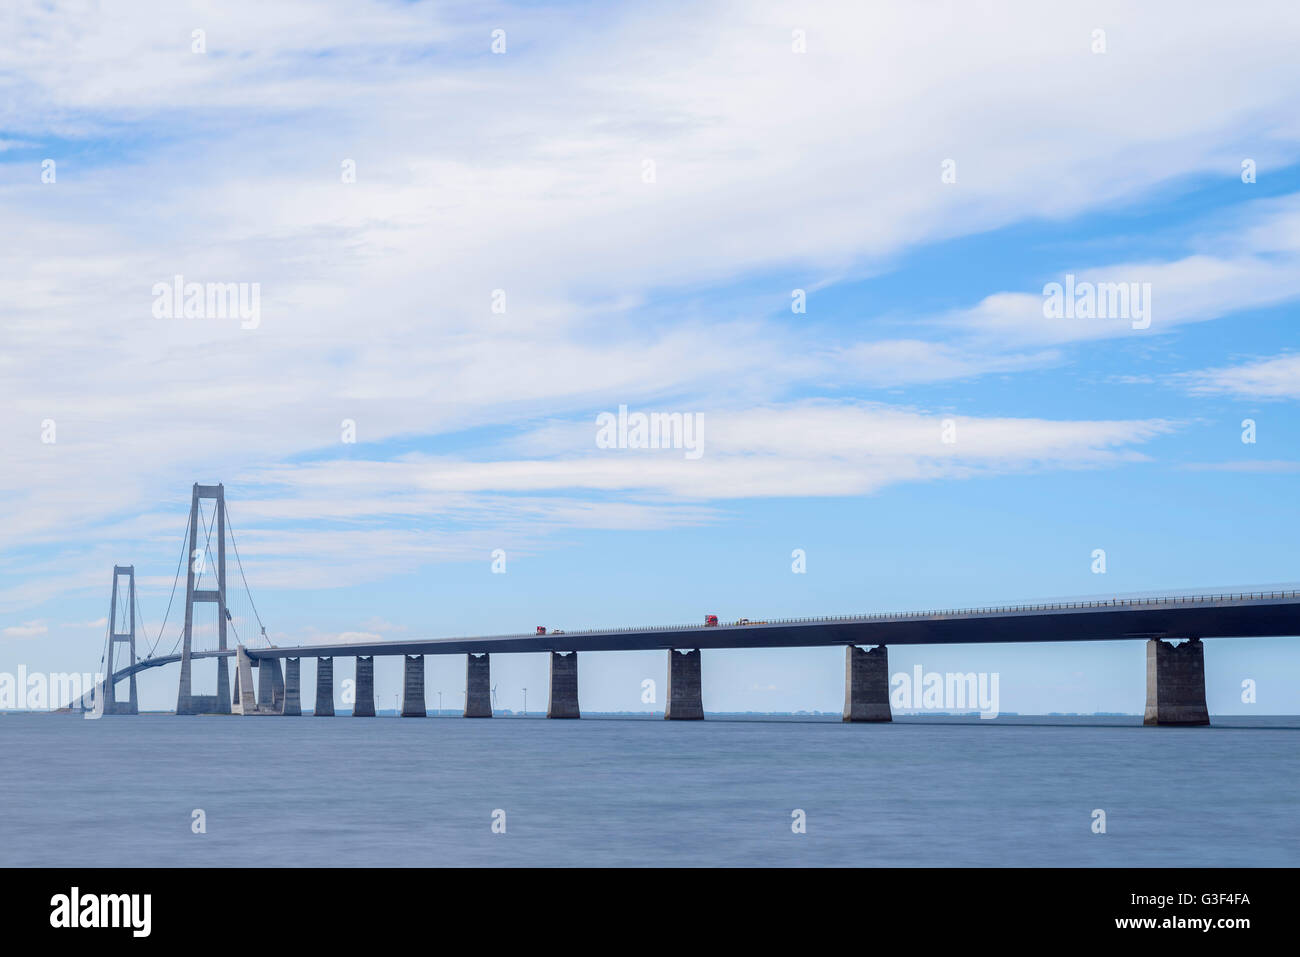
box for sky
[2,0,1299,715]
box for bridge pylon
[176,483,232,715]
[103,565,139,715]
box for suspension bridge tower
[103,564,139,715]
[176,483,232,714]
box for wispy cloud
[2,620,50,639]
[1179,354,1300,400]
[2,0,1298,611]
[60,617,108,629]
[938,196,1300,348]
[1180,460,1300,473]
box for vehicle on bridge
[705,614,718,626]
[536,626,546,635]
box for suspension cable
[223,499,269,645]
[142,505,193,660]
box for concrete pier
[465,653,492,717]
[1144,638,1210,726]
[258,656,285,713]
[272,659,285,711]
[232,646,257,714]
[353,656,375,717]
[547,651,580,718]
[315,657,334,716]
[402,655,426,716]
[843,644,892,722]
[665,649,704,720]
[283,658,301,715]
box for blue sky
[2,0,1299,714]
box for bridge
[75,483,1300,725]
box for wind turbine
[491,684,498,711]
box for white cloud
[243,402,1176,501]
[1,1,1296,608]
[334,631,382,644]
[1180,354,1300,399]
[828,341,1062,387]
[2,620,50,639]
[61,617,108,629]
[1181,460,1300,473]
[939,195,1300,347]
[152,401,1176,592]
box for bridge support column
[843,644,892,722]
[665,649,703,720]
[465,653,492,717]
[257,657,285,714]
[353,656,375,717]
[283,658,301,715]
[402,655,426,716]
[315,657,334,716]
[232,646,257,715]
[547,651,580,718]
[1144,638,1209,726]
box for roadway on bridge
[242,590,1300,660]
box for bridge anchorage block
[465,653,492,717]
[665,649,704,720]
[843,644,892,722]
[232,646,256,714]
[1144,638,1209,726]
[547,651,580,719]
[402,655,426,716]
[232,646,286,715]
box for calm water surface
[1,713,1295,867]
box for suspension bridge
[73,483,1300,725]
[81,483,275,715]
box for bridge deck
[77,589,1300,707]
[244,589,1300,659]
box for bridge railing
[383,588,1300,643]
